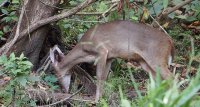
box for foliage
[43,74,59,91]
[169,25,200,66]
[1,8,18,22]
[173,0,200,21]
[0,53,39,106]
[1,0,200,106]
[0,0,19,39]
[99,63,200,107]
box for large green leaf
[163,0,168,9]
[18,76,28,87]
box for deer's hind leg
[141,58,173,80]
[139,60,156,79]
[95,47,109,102]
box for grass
[99,65,200,107]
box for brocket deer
[50,20,174,102]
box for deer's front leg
[95,48,109,102]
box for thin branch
[67,19,105,23]
[0,0,96,55]
[76,12,104,15]
[101,2,118,21]
[17,0,95,41]
[40,86,84,107]
[149,14,169,36]
[152,0,193,27]
[1,1,27,54]
[132,2,169,36]
[27,88,94,105]
[159,0,193,17]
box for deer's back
[79,20,173,59]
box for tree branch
[0,0,96,55]
[156,0,193,22]
[152,0,193,27]
[160,0,193,17]
[1,1,28,55]
[18,0,95,42]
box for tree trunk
[11,0,60,70]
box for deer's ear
[50,48,56,63]
[53,45,65,59]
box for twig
[101,2,118,21]
[149,14,169,36]
[153,0,193,27]
[68,98,94,102]
[132,2,169,36]
[75,65,95,83]
[36,55,50,72]
[27,88,94,105]
[11,87,16,107]
[0,0,96,55]
[66,19,105,23]
[1,1,27,55]
[76,12,104,15]
[40,86,84,107]
[105,0,145,4]
[158,0,193,18]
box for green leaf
[69,1,78,6]
[175,15,187,19]
[19,53,25,59]
[18,76,27,87]
[163,0,168,9]
[2,17,12,22]
[10,11,16,15]
[12,69,21,75]
[121,99,131,107]
[12,0,20,4]
[0,31,3,37]
[63,24,71,28]
[144,0,148,5]
[29,75,40,82]
[3,25,11,32]
[186,16,197,22]
[0,70,4,75]
[44,75,57,83]
[176,84,200,106]
[1,9,8,14]
[97,2,108,12]
[30,100,36,106]
[11,16,18,21]
[168,13,175,19]
[9,53,16,61]
[0,55,8,64]
[173,0,183,5]
[153,2,163,15]
[20,61,33,67]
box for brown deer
[50,20,174,102]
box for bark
[11,0,60,70]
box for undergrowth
[0,53,39,106]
